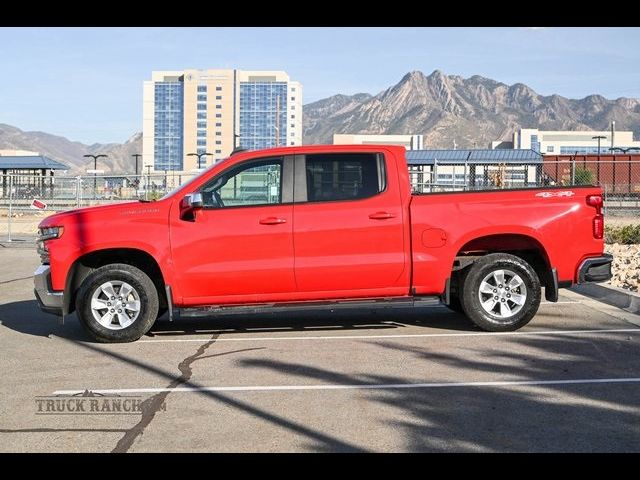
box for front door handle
[259,217,287,225]
[369,211,395,220]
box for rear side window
[305,153,385,202]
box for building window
[197,148,206,154]
[215,113,222,118]
[197,103,207,111]
[215,95,222,100]
[291,87,296,92]
[290,142,295,145]
[197,130,207,137]
[547,146,555,153]
[290,133,295,137]
[197,86,207,92]
[215,132,222,136]
[291,115,295,119]
[197,112,206,119]
[215,122,222,127]
[216,104,222,109]
[216,86,222,91]
[197,121,207,128]
[531,135,540,153]
[197,139,207,146]
[197,94,207,101]
[290,106,295,110]
[216,140,222,145]
[291,97,295,101]
[290,124,295,128]
[215,149,222,154]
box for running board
[179,296,442,318]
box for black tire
[75,263,159,343]
[460,253,541,332]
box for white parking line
[53,376,640,396]
[138,328,639,344]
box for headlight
[38,226,64,241]
[37,226,64,264]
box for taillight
[593,214,604,239]
[587,194,604,239]
[587,195,603,211]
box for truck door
[170,155,296,304]
[292,151,408,297]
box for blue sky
[1,27,639,144]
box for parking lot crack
[111,334,219,453]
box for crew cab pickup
[34,145,613,342]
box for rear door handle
[259,217,287,225]
[369,211,395,220]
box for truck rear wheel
[75,263,159,343]
[460,253,541,332]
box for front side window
[200,159,282,208]
[305,153,385,202]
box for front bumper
[33,265,64,316]
[577,254,614,283]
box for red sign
[30,199,47,210]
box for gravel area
[605,243,640,293]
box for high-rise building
[143,69,302,172]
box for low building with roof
[0,153,69,199]
[405,149,544,192]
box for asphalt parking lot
[1,246,639,452]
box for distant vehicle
[34,145,612,342]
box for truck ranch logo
[35,390,166,415]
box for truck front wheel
[460,253,541,332]
[75,263,159,343]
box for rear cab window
[304,153,386,202]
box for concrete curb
[570,283,640,316]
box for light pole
[187,152,213,170]
[611,147,640,154]
[83,154,107,198]
[592,135,606,183]
[132,154,142,176]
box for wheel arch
[451,232,553,295]
[64,248,167,315]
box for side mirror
[185,192,204,209]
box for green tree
[574,166,595,185]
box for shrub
[605,224,640,244]
[574,167,595,185]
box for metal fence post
[7,175,13,242]
[76,176,81,208]
[571,158,576,185]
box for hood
[38,201,161,229]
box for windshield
[158,157,230,201]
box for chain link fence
[0,172,197,241]
[408,160,640,217]
[2,160,639,241]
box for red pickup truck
[34,145,612,342]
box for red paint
[39,144,606,304]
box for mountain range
[2,69,640,173]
